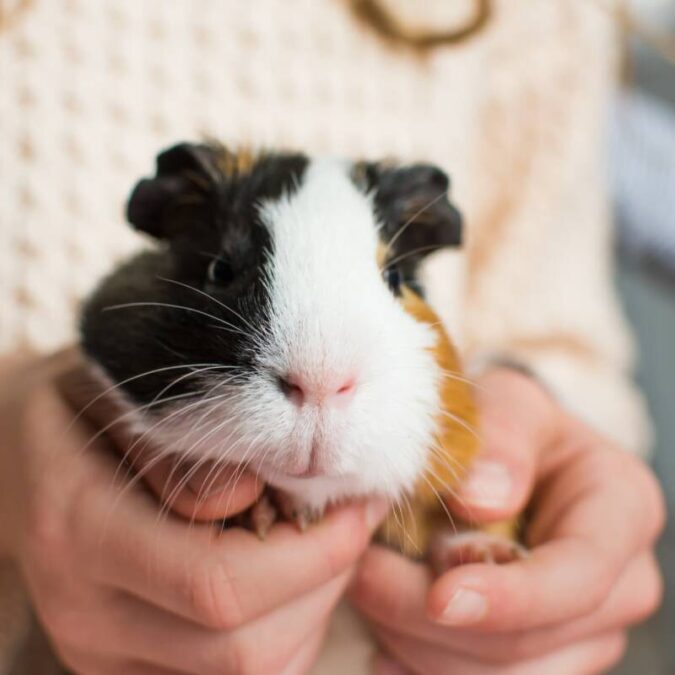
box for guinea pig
[80,141,521,564]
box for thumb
[446,367,559,523]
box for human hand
[0,349,388,674]
[350,368,665,675]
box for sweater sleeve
[426,1,652,454]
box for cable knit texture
[0,1,651,673]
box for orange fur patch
[213,146,257,178]
[377,288,479,556]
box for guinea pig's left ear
[365,163,463,262]
[126,142,222,240]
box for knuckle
[190,558,245,629]
[633,557,664,622]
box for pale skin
[0,353,665,675]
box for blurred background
[611,1,675,672]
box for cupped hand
[350,368,665,675]
[0,349,388,675]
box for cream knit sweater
[0,1,651,672]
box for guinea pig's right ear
[126,142,221,239]
[356,161,463,265]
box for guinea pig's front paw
[235,489,324,538]
[250,493,279,539]
[429,531,528,575]
[274,491,322,531]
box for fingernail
[373,656,411,675]
[439,587,487,625]
[365,499,390,530]
[461,460,512,508]
[184,463,240,498]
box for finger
[43,378,387,629]
[468,551,660,663]
[84,472,388,628]
[349,545,432,631]
[355,548,660,662]
[530,426,666,551]
[447,368,559,523]
[428,442,664,630]
[377,628,626,675]
[81,571,349,675]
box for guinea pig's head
[81,142,463,509]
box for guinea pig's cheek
[327,380,435,495]
[354,335,439,494]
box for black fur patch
[81,142,308,407]
[353,161,463,287]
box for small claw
[251,495,278,540]
[274,491,300,522]
[273,491,321,531]
[292,507,313,532]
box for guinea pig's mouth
[252,449,355,484]
[283,466,324,479]
[254,460,338,482]
[249,430,341,480]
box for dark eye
[383,265,402,295]
[207,258,235,285]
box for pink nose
[278,373,356,406]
